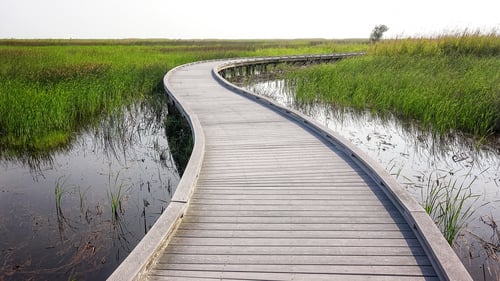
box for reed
[422,171,480,244]
[107,170,129,219]
[0,39,367,156]
[369,29,500,57]
[286,32,500,138]
[54,176,68,211]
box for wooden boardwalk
[108,55,472,281]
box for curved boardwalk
[108,56,472,281]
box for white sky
[1,0,499,39]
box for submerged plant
[422,170,481,244]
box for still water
[0,96,180,280]
[244,79,500,281]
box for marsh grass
[422,170,481,244]
[0,39,367,157]
[54,176,69,211]
[107,170,130,220]
[286,32,500,138]
[370,30,500,57]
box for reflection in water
[0,93,180,280]
[244,78,500,281]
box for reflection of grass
[165,104,193,175]
[422,171,480,244]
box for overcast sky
[1,0,499,39]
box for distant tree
[370,24,389,43]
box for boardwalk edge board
[108,55,472,281]
[107,63,206,281]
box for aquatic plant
[422,170,480,244]
[54,176,68,211]
[286,31,500,138]
[107,170,130,220]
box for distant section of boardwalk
[108,55,472,281]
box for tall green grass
[286,32,500,138]
[0,40,367,155]
[422,171,480,244]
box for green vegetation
[286,32,500,138]
[55,176,69,212]
[107,170,129,220]
[422,171,480,244]
[0,39,367,157]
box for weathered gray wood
[108,55,472,281]
[159,254,432,266]
[186,204,396,211]
[169,237,422,247]
[153,264,438,277]
[184,210,402,218]
[189,198,394,206]
[149,270,439,281]
[178,222,411,231]
[181,216,408,224]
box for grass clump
[286,31,500,138]
[54,176,69,211]
[107,170,129,220]
[422,171,480,244]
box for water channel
[237,77,500,281]
[0,94,180,280]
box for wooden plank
[149,271,439,281]
[169,237,422,247]
[182,216,407,224]
[173,229,415,239]
[148,271,439,281]
[190,194,386,201]
[186,208,401,216]
[192,189,384,195]
[196,183,380,189]
[189,199,394,206]
[153,263,436,276]
[163,245,426,256]
[178,222,412,231]
[159,254,432,266]
[187,204,395,212]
